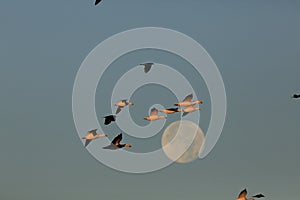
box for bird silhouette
[95,0,102,6]
[104,115,116,125]
[252,194,265,198]
[292,94,300,98]
[140,63,154,73]
[103,133,131,150]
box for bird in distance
[82,129,107,147]
[140,63,154,73]
[236,188,265,200]
[103,133,132,150]
[174,94,203,107]
[104,115,116,125]
[144,107,167,121]
[115,99,134,114]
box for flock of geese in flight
[81,59,300,150]
[82,63,203,148]
[87,1,297,197]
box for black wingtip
[95,0,102,6]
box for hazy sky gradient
[1,1,300,200]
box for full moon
[161,120,205,163]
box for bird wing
[104,115,115,125]
[95,0,102,5]
[144,65,152,73]
[111,133,122,146]
[182,112,189,117]
[109,115,116,121]
[88,129,97,136]
[238,189,247,199]
[104,117,111,125]
[150,107,158,116]
[85,139,92,147]
[116,107,123,114]
[183,94,193,102]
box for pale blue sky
[1,1,300,200]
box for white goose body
[82,129,107,147]
[144,107,167,121]
[115,99,134,114]
[175,94,202,107]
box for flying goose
[115,99,134,114]
[95,0,102,5]
[104,115,116,125]
[236,188,265,200]
[82,129,107,147]
[144,107,167,121]
[181,105,200,117]
[160,107,182,114]
[140,63,154,73]
[174,94,203,107]
[292,94,300,98]
[103,133,131,150]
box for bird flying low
[159,107,182,114]
[82,129,107,147]
[292,94,300,98]
[103,133,131,150]
[144,107,167,121]
[104,115,116,125]
[174,94,203,107]
[115,99,134,114]
[236,188,265,200]
[95,0,102,6]
[140,63,154,73]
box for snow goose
[115,99,134,114]
[181,105,200,117]
[144,107,167,121]
[174,94,203,107]
[82,129,107,147]
[103,133,131,150]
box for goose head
[195,100,203,104]
[127,102,134,106]
[125,144,132,148]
